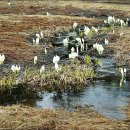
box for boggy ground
[0,0,130,67]
[0,0,130,129]
[0,15,93,63]
[0,0,130,64]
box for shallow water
[33,80,130,120]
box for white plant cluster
[32,31,44,45]
[53,55,61,71]
[72,22,98,36]
[105,39,109,45]
[84,26,90,36]
[62,22,99,57]
[91,26,98,33]
[34,56,38,65]
[63,38,69,48]
[62,22,87,54]
[93,43,104,55]
[0,54,21,75]
[1,54,61,78]
[76,37,85,53]
[104,16,128,27]
[84,26,98,36]
[11,65,21,74]
[69,47,78,59]
[0,54,5,65]
[40,65,45,76]
[119,67,126,78]
[73,22,78,29]
[119,67,127,87]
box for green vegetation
[84,55,91,65]
[0,60,96,93]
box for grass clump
[25,60,96,92]
[84,55,92,65]
[0,60,96,93]
[0,75,19,92]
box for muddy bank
[0,105,129,130]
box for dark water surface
[30,80,130,120]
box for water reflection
[36,80,130,120]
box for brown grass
[0,105,129,130]
[107,28,130,65]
